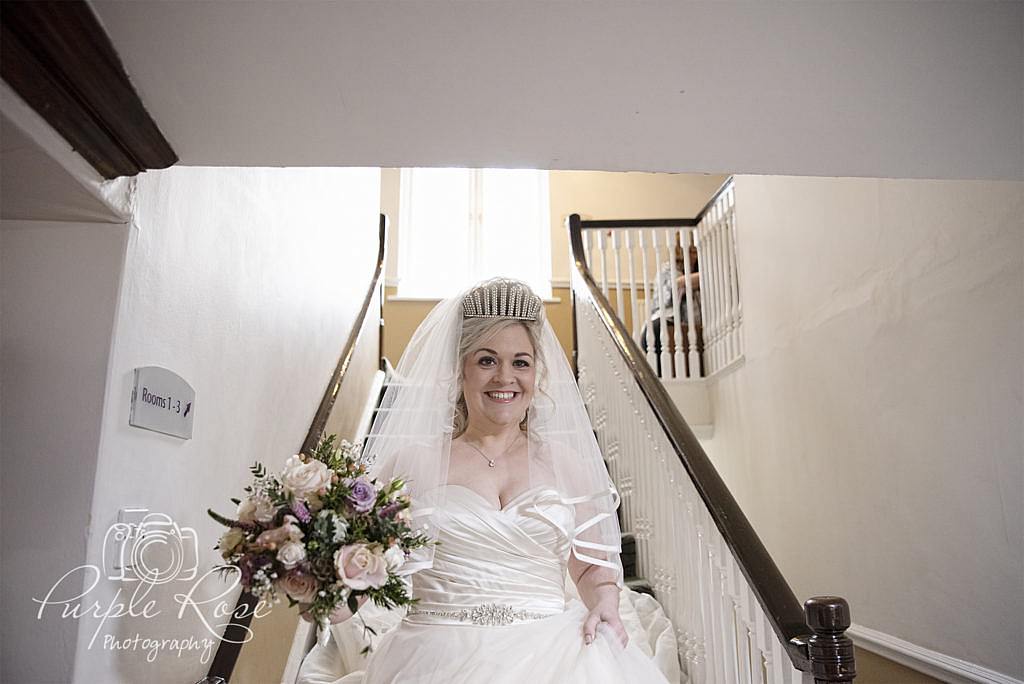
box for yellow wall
[383,284,577,366]
[381,169,728,366]
[548,170,727,282]
[384,285,642,371]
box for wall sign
[129,366,195,439]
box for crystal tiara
[461,278,543,321]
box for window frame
[395,168,552,299]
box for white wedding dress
[297,484,680,683]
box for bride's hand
[582,597,628,649]
[299,595,369,625]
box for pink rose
[334,543,388,590]
[278,570,318,603]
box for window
[397,168,551,299]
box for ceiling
[0,114,124,223]
[87,0,1023,181]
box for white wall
[1,220,129,684]
[52,166,381,684]
[700,176,1024,678]
[91,1,1023,180]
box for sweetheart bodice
[407,485,576,623]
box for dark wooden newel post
[805,596,856,682]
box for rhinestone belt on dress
[406,602,552,626]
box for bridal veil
[362,278,623,582]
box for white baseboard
[849,624,1022,684]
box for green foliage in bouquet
[208,434,430,638]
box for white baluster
[715,195,733,367]
[625,230,639,342]
[756,606,774,683]
[726,187,742,366]
[714,200,729,373]
[761,610,782,684]
[694,216,715,375]
[597,230,609,297]
[583,226,592,273]
[680,228,701,378]
[709,530,729,684]
[636,435,650,580]
[742,585,762,683]
[650,229,670,378]
[697,519,722,684]
[719,192,735,365]
[682,500,705,682]
[720,552,741,684]
[638,230,656,370]
[612,230,624,321]
[666,228,684,379]
[732,187,744,361]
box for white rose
[237,493,276,524]
[383,544,405,571]
[335,543,388,590]
[277,541,307,569]
[218,528,246,558]
[280,455,333,500]
[330,512,349,543]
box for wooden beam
[1,0,178,179]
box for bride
[298,278,678,683]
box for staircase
[204,209,857,684]
[569,193,857,683]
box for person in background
[640,243,702,377]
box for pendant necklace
[465,433,521,468]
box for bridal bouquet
[208,435,427,643]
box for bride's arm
[568,555,628,648]
[299,594,370,625]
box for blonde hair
[452,315,546,438]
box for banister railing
[201,214,388,684]
[578,178,742,380]
[569,212,855,683]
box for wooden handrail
[203,214,388,683]
[568,210,855,681]
[301,215,388,454]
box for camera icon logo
[103,511,199,584]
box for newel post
[804,596,857,682]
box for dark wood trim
[205,215,388,683]
[378,219,388,371]
[806,597,857,682]
[568,212,821,672]
[579,218,698,229]
[1,0,177,179]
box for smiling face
[459,321,537,433]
